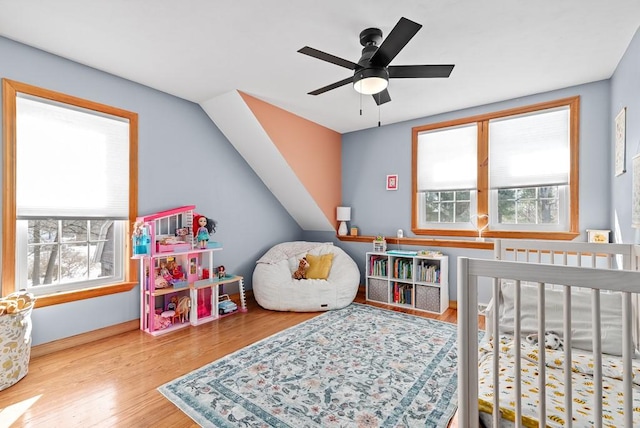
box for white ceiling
[1,1,639,134]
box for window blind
[489,107,569,189]
[417,124,477,191]
[16,94,130,219]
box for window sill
[30,282,138,309]
[337,234,494,250]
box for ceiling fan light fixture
[353,68,388,95]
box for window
[2,79,138,305]
[412,97,579,240]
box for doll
[159,262,173,283]
[166,295,178,311]
[193,214,217,249]
[217,265,226,279]
[196,216,210,249]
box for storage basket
[415,285,440,313]
[0,292,36,391]
[367,278,389,303]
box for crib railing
[494,240,640,355]
[458,256,640,428]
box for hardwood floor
[0,290,461,427]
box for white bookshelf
[365,251,449,314]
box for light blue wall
[4,24,639,344]
[341,80,613,303]
[0,36,302,345]
[611,26,640,244]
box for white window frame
[488,186,569,232]
[16,219,125,296]
[417,190,478,230]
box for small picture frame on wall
[615,107,626,176]
[587,229,610,243]
[386,174,398,191]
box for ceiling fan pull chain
[359,91,363,116]
[378,95,381,127]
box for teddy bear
[292,257,310,280]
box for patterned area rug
[158,303,460,427]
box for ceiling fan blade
[308,76,354,95]
[373,89,391,105]
[388,64,455,78]
[370,17,422,67]
[298,46,359,70]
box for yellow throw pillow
[305,253,334,279]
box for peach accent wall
[239,92,342,229]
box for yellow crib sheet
[478,336,640,427]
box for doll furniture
[252,241,360,312]
[134,205,246,336]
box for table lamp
[336,206,351,236]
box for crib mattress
[477,336,640,427]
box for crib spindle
[591,289,603,428]
[537,282,547,424]
[623,291,633,427]
[493,277,501,428]
[514,280,522,427]
[563,285,573,428]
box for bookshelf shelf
[365,252,449,314]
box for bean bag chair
[253,241,360,312]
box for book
[386,250,418,256]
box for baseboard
[31,319,139,359]
[30,290,252,358]
[449,300,457,309]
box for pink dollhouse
[134,205,246,336]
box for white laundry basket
[0,292,36,391]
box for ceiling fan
[298,17,455,105]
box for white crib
[457,239,640,428]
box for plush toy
[526,331,564,350]
[292,257,310,280]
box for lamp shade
[353,68,389,95]
[336,206,351,221]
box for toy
[292,257,310,280]
[193,214,218,249]
[132,221,151,255]
[217,265,226,279]
[174,296,191,323]
[154,275,169,289]
[166,295,178,311]
[154,313,172,329]
[172,265,184,280]
[175,227,189,237]
[526,331,564,350]
[164,258,184,281]
[159,262,173,283]
[218,294,238,315]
